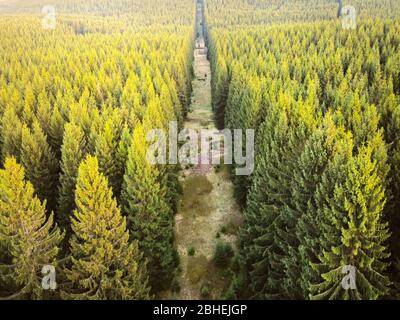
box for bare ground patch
[169,17,242,300]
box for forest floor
[167,16,242,300]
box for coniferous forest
[1,0,400,301]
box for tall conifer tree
[58,122,86,231]
[63,156,150,300]
[0,157,63,299]
[121,123,178,292]
[20,121,59,211]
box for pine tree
[0,157,63,299]
[62,155,150,300]
[121,123,178,292]
[22,85,35,126]
[387,101,400,272]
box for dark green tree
[20,120,59,211]
[58,122,86,231]
[121,123,178,292]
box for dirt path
[172,3,242,300]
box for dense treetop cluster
[2,0,400,300]
[0,0,195,299]
[205,0,400,27]
[205,0,400,299]
[0,0,195,24]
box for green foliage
[20,121,59,212]
[0,0,195,26]
[200,285,210,297]
[115,125,132,200]
[1,107,23,162]
[310,145,391,300]
[188,246,196,256]
[213,241,234,268]
[58,122,87,232]
[1,0,400,300]
[205,0,400,27]
[121,123,178,292]
[62,155,150,300]
[219,226,227,234]
[207,0,400,300]
[95,118,121,197]
[0,157,63,299]
[0,0,195,298]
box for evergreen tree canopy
[63,155,150,300]
[0,157,63,299]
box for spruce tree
[310,145,391,300]
[212,56,229,129]
[48,106,66,159]
[143,97,182,214]
[237,89,318,299]
[234,77,261,203]
[114,125,132,200]
[20,120,59,212]
[57,122,86,231]
[62,155,150,300]
[237,93,295,299]
[0,157,63,299]
[121,123,178,292]
[278,80,320,298]
[1,107,23,162]
[95,119,120,197]
[36,91,52,140]
[296,115,350,297]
